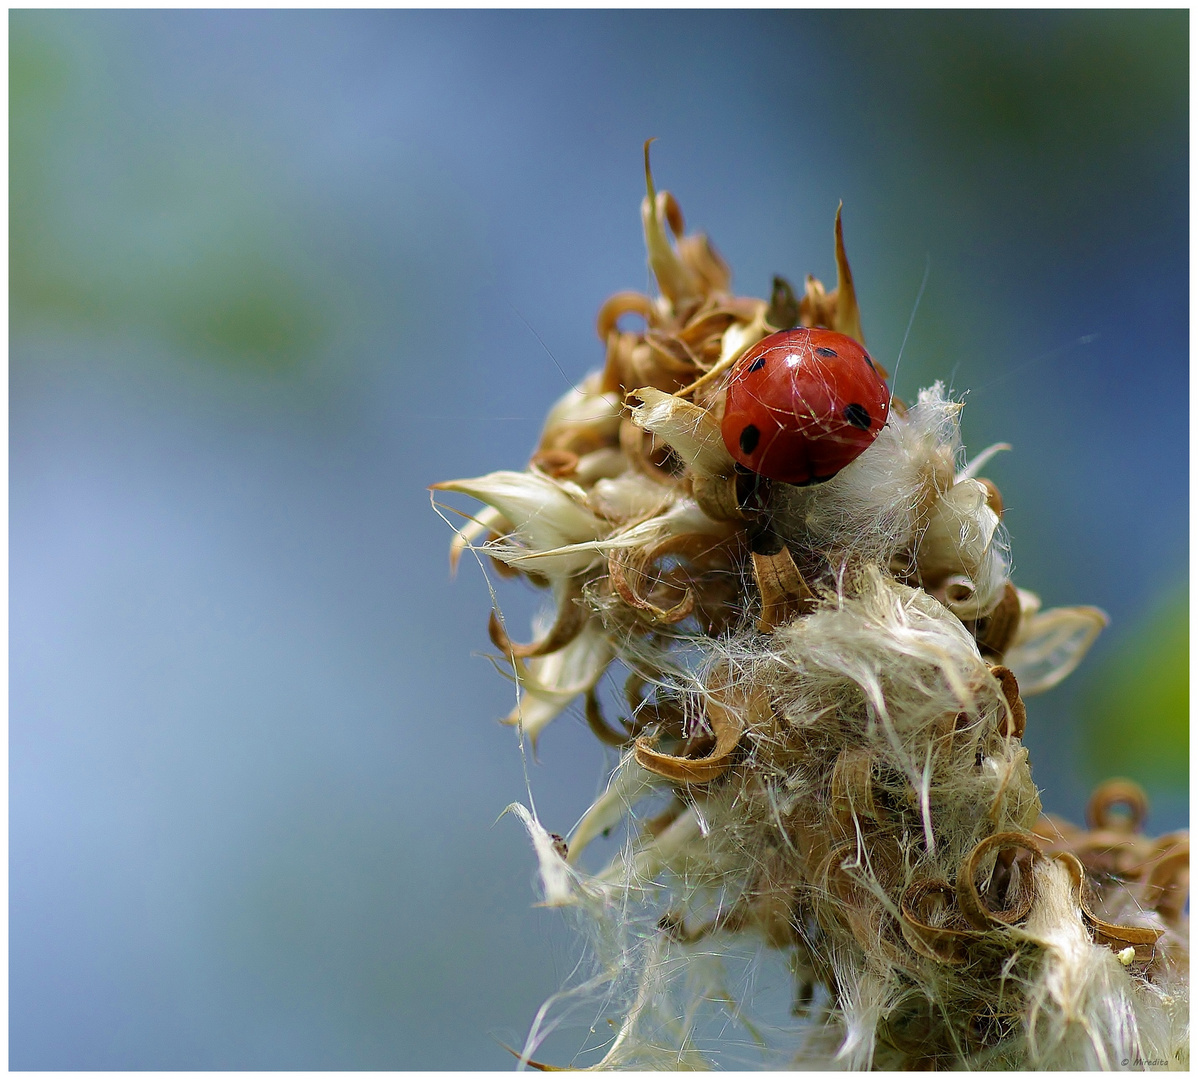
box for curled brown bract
[609,534,704,625]
[584,688,634,747]
[529,448,580,479]
[596,290,656,343]
[900,878,981,964]
[585,681,682,747]
[623,674,688,740]
[1086,777,1149,833]
[690,473,743,522]
[988,664,1027,739]
[1033,783,1189,931]
[751,547,816,632]
[1054,850,1164,961]
[956,832,1041,930]
[487,581,587,659]
[633,672,746,785]
[1141,840,1189,926]
[674,306,740,353]
[970,581,1021,659]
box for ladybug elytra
[720,328,890,485]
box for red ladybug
[720,328,889,485]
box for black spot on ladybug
[747,355,767,373]
[843,403,871,430]
[863,352,877,372]
[739,424,760,454]
[815,346,838,359]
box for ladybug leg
[735,467,815,632]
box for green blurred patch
[844,10,1188,160]
[1083,588,1188,789]
[10,14,329,374]
[10,14,69,110]
[163,252,326,372]
[924,12,1186,153]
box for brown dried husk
[437,151,1186,1071]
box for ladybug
[721,327,889,485]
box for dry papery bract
[433,148,1187,1070]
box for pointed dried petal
[626,386,736,478]
[433,471,608,576]
[447,503,510,575]
[956,442,1011,482]
[831,203,867,351]
[1003,606,1108,695]
[640,139,700,309]
[566,761,660,865]
[503,621,615,745]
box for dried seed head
[433,152,1176,1072]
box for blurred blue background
[11,10,1187,1069]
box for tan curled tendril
[899,878,983,965]
[596,290,657,344]
[487,580,587,659]
[956,832,1041,930]
[988,664,1027,739]
[633,667,747,785]
[1054,851,1164,962]
[1142,841,1190,926]
[1086,777,1150,833]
